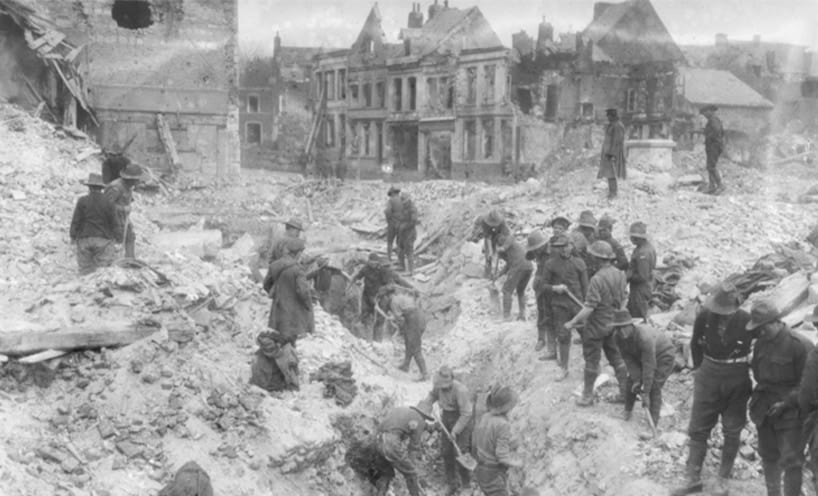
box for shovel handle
[643,404,658,438]
[565,289,584,309]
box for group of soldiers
[69,149,142,274]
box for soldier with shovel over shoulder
[472,385,522,496]
[421,366,474,495]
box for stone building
[239,56,275,169]
[312,1,516,180]
[0,0,239,176]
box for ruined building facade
[0,0,239,176]
[312,2,516,179]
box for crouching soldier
[249,330,299,392]
[496,234,533,321]
[611,310,675,437]
[422,366,473,495]
[376,403,435,496]
[472,385,523,496]
[381,286,427,381]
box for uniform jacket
[584,265,628,340]
[750,327,812,425]
[571,229,598,276]
[104,178,133,232]
[424,380,473,436]
[498,238,534,276]
[378,407,427,451]
[70,191,120,242]
[264,257,314,342]
[628,241,656,289]
[268,234,298,264]
[542,254,588,310]
[598,119,627,179]
[530,249,554,295]
[471,412,517,467]
[599,235,629,272]
[473,217,510,252]
[614,324,675,393]
[690,308,753,367]
[354,262,411,298]
[101,155,130,184]
[704,115,725,154]
[385,196,405,227]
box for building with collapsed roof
[0,0,239,176]
[312,1,516,180]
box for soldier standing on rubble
[396,190,419,275]
[539,234,588,378]
[701,105,725,195]
[104,162,142,259]
[376,403,435,496]
[527,230,552,352]
[564,240,629,407]
[385,186,403,263]
[421,366,473,495]
[611,309,675,437]
[626,222,656,321]
[598,108,627,200]
[671,282,753,496]
[70,173,121,274]
[263,238,315,344]
[472,385,523,496]
[797,307,818,495]
[268,219,303,264]
[352,253,414,340]
[381,286,428,380]
[496,234,533,321]
[573,211,598,276]
[471,210,510,279]
[596,215,628,271]
[746,299,811,496]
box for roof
[240,57,274,87]
[582,0,684,65]
[402,6,503,58]
[679,67,774,108]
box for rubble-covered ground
[1,101,817,496]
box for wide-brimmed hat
[485,210,503,227]
[700,105,718,113]
[550,216,571,229]
[387,185,401,196]
[588,240,614,259]
[746,299,781,331]
[487,385,518,415]
[410,401,435,422]
[83,173,105,188]
[119,163,143,180]
[550,234,570,247]
[433,366,454,389]
[598,214,615,229]
[525,230,549,253]
[612,309,635,327]
[285,219,303,231]
[703,282,742,315]
[605,107,618,115]
[807,306,818,324]
[629,222,648,239]
[577,210,597,229]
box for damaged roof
[402,6,504,58]
[582,0,684,65]
[679,67,773,109]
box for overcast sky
[239,0,818,55]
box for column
[402,77,409,111]
[417,129,427,174]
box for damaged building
[312,1,516,180]
[0,0,239,176]
[512,0,685,139]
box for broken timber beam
[18,349,67,364]
[0,321,160,356]
[156,113,182,171]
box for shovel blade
[457,453,478,471]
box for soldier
[564,240,629,407]
[797,306,818,495]
[104,162,142,259]
[376,403,435,496]
[385,186,403,263]
[472,210,511,279]
[596,214,628,271]
[701,105,725,195]
[611,310,675,437]
[573,211,598,277]
[421,367,473,495]
[539,234,588,379]
[101,146,131,184]
[263,238,314,345]
[70,173,121,274]
[305,256,349,317]
[396,190,419,274]
[747,298,812,496]
[496,234,533,321]
[526,230,551,352]
[351,253,414,340]
[268,219,304,265]
[626,222,657,321]
[382,288,428,381]
[598,107,627,200]
[472,385,522,496]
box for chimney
[444,0,449,8]
[428,0,442,20]
[537,17,554,52]
[407,2,424,28]
[593,2,614,21]
[715,33,728,47]
[274,31,281,59]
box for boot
[502,293,512,319]
[670,439,706,496]
[576,370,596,407]
[712,476,729,496]
[783,467,802,496]
[719,436,741,480]
[763,461,782,496]
[415,356,428,382]
[712,168,725,195]
[517,293,526,321]
[558,342,571,371]
[535,339,545,351]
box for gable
[348,4,388,66]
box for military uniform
[104,178,135,258]
[541,250,587,368]
[530,246,553,349]
[627,240,656,320]
[704,110,725,193]
[396,193,418,274]
[263,254,314,344]
[101,154,130,184]
[497,237,533,320]
[385,193,404,262]
[473,214,511,278]
[600,235,628,272]
[353,260,412,340]
[798,342,818,494]
[390,293,427,378]
[424,378,473,491]
[472,412,518,496]
[377,407,428,496]
[70,186,120,274]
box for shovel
[434,414,477,471]
[643,404,658,439]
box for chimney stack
[407,3,424,28]
[429,0,442,20]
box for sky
[238,0,818,56]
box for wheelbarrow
[434,412,477,471]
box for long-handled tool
[564,288,584,309]
[643,404,658,439]
[434,413,477,471]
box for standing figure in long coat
[598,108,627,200]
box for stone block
[153,229,223,258]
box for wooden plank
[0,322,160,356]
[18,349,67,364]
[156,113,182,169]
